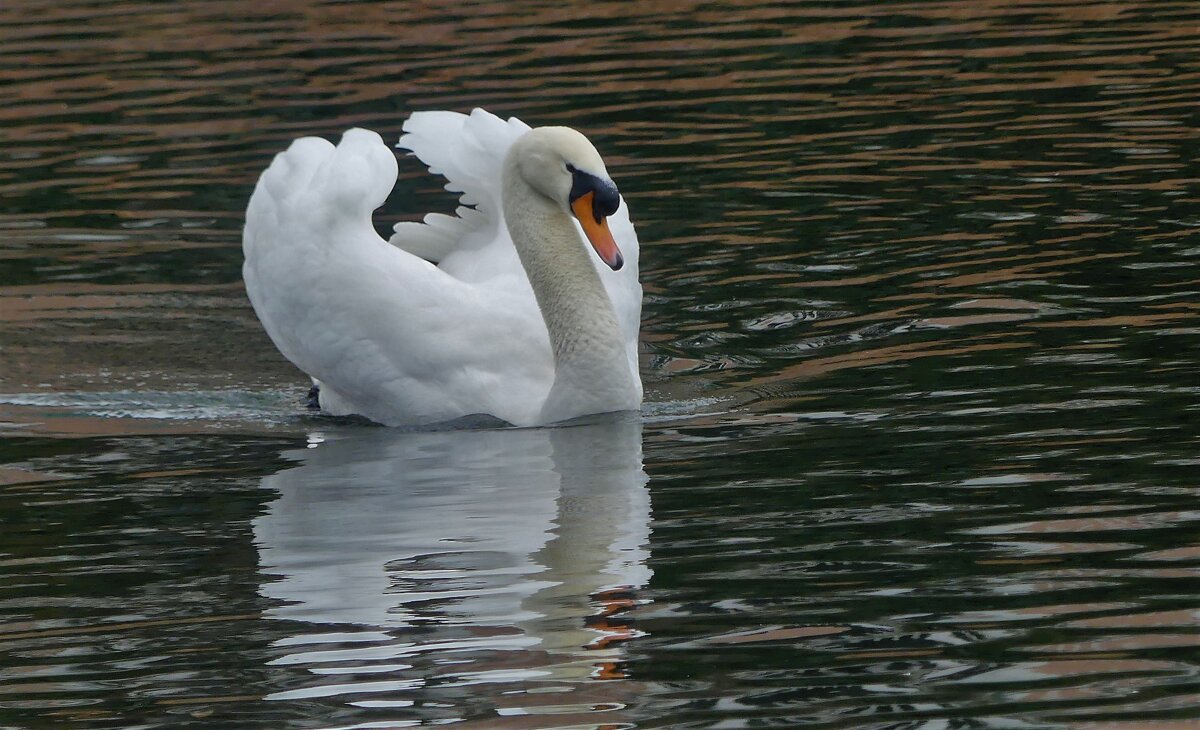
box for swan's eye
[565,163,577,173]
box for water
[2,0,1199,727]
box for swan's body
[242,109,642,427]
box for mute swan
[243,109,642,427]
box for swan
[242,109,642,427]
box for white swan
[243,109,642,427]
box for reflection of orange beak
[571,192,624,270]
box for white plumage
[243,109,642,426]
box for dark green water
[2,0,1198,727]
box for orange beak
[571,191,624,271]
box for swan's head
[513,126,625,270]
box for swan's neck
[502,165,637,423]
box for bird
[242,108,642,427]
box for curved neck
[502,162,637,422]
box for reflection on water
[2,0,1199,727]
[255,417,651,716]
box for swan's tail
[245,129,397,255]
[242,129,397,371]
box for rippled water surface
[3,1,1199,727]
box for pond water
[2,0,1199,727]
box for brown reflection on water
[969,511,1200,535]
[1027,633,1200,654]
[0,282,285,392]
[742,339,1031,385]
[1066,608,1200,630]
[1137,544,1200,562]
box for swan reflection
[253,415,651,716]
